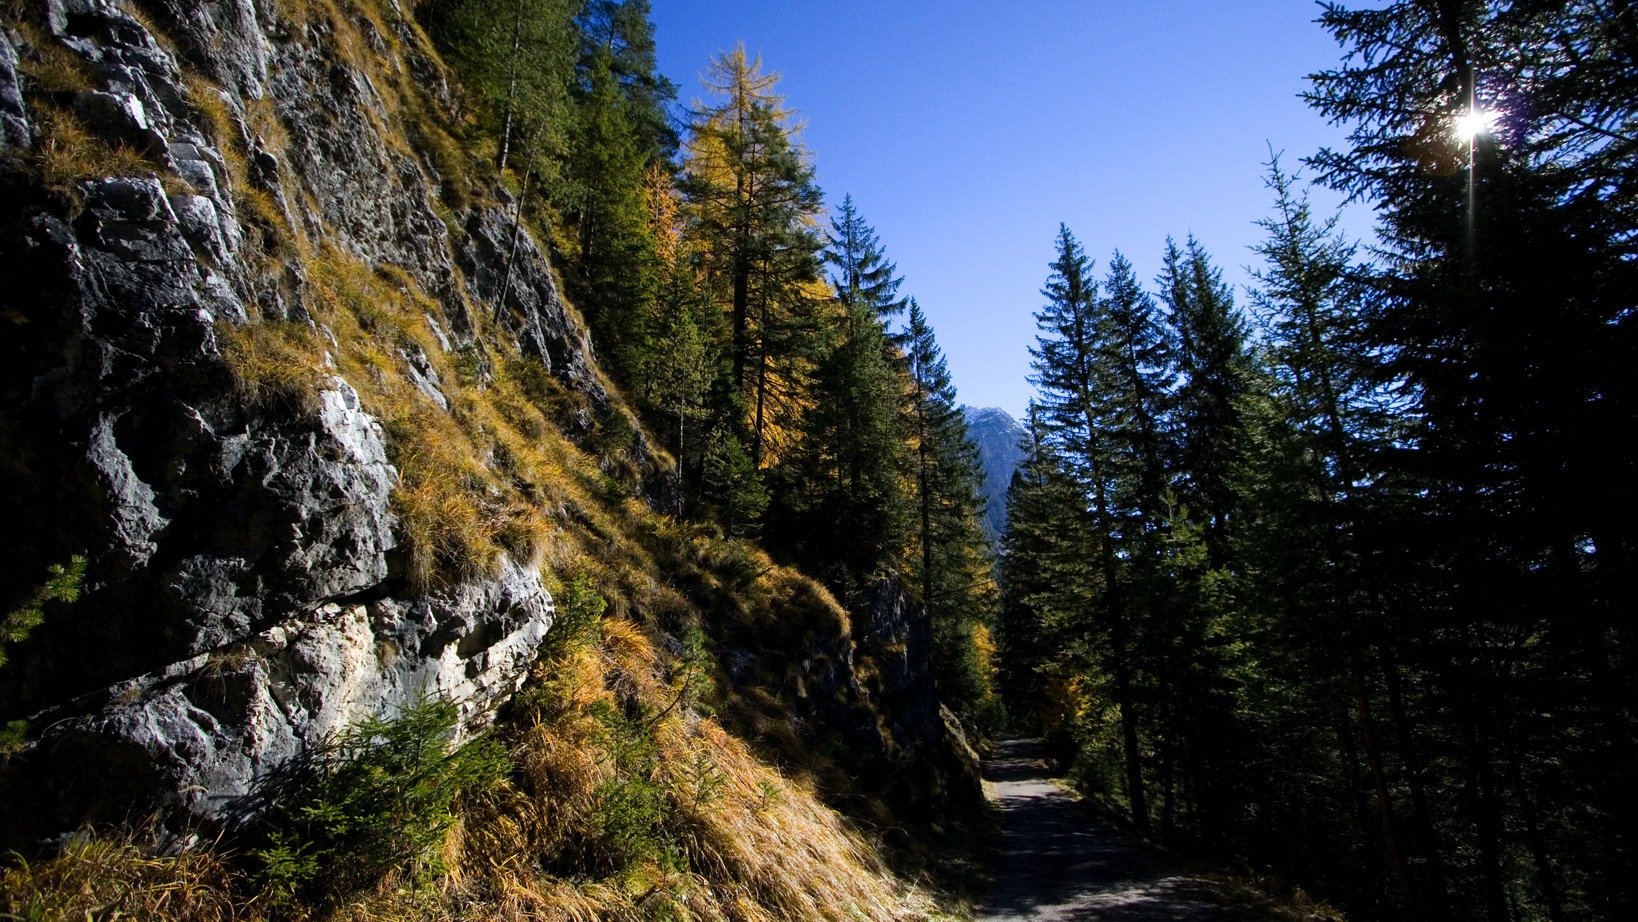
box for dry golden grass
[14,22,92,93]
[26,105,168,202]
[0,3,958,918]
[217,320,330,413]
[0,830,240,922]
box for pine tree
[1095,250,1174,551]
[562,48,656,380]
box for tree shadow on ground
[982,737,1289,921]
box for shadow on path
[981,738,1280,921]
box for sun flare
[1455,108,1496,140]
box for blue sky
[650,1,1375,420]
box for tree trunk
[1385,656,1452,914]
[1507,753,1565,922]
[1351,662,1417,915]
[497,0,524,175]
[1456,680,1510,922]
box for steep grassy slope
[0,0,974,917]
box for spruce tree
[1306,6,1638,914]
[1026,227,1152,833]
[904,299,997,719]
[572,0,678,161]
[999,409,1101,733]
[1158,236,1249,568]
[827,194,907,323]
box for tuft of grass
[27,105,165,205]
[14,23,92,93]
[0,830,238,922]
[217,320,329,414]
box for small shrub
[0,719,28,760]
[251,697,509,911]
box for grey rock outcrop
[1,30,30,150]
[0,0,601,848]
[26,554,552,828]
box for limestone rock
[1,30,29,150]
[0,0,653,849]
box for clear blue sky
[650,1,1375,420]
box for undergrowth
[250,698,509,912]
[0,1,966,918]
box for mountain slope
[962,406,1027,543]
[0,2,970,917]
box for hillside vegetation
[0,0,996,918]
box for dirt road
[981,738,1287,921]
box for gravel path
[981,738,1284,921]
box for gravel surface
[981,738,1284,921]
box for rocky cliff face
[0,0,597,845]
[0,0,969,857]
[963,406,1027,544]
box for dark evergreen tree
[1157,236,1249,568]
[561,49,656,380]
[421,0,578,177]
[765,199,917,602]
[1094,250,1174,551]
[999,408,1101,735]
[1304,5,1638,916]
[826,194,907,323]
[1026,227,1152,833]
[904,299,997,720]
[572,0,678,161]
[776,199,910,596]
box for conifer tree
[562,49,656,378]
[768,199,908,596]
[1026,227,1152,833]
[1095,251,1175,550]
[1158,236,1249,568]
[681,44,824,469]
[1301,6,1638,913]
[422,0,578,177]
[904,299,997,718]
[572,0,678,161]
[826,194,907,323]
[999,409,1101,733]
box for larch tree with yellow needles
[680,43,823,469]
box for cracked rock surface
[0,0,593,847]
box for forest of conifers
[420,0,1002,724]
[434,2,1630,920]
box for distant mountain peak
[962,406,1027,544]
